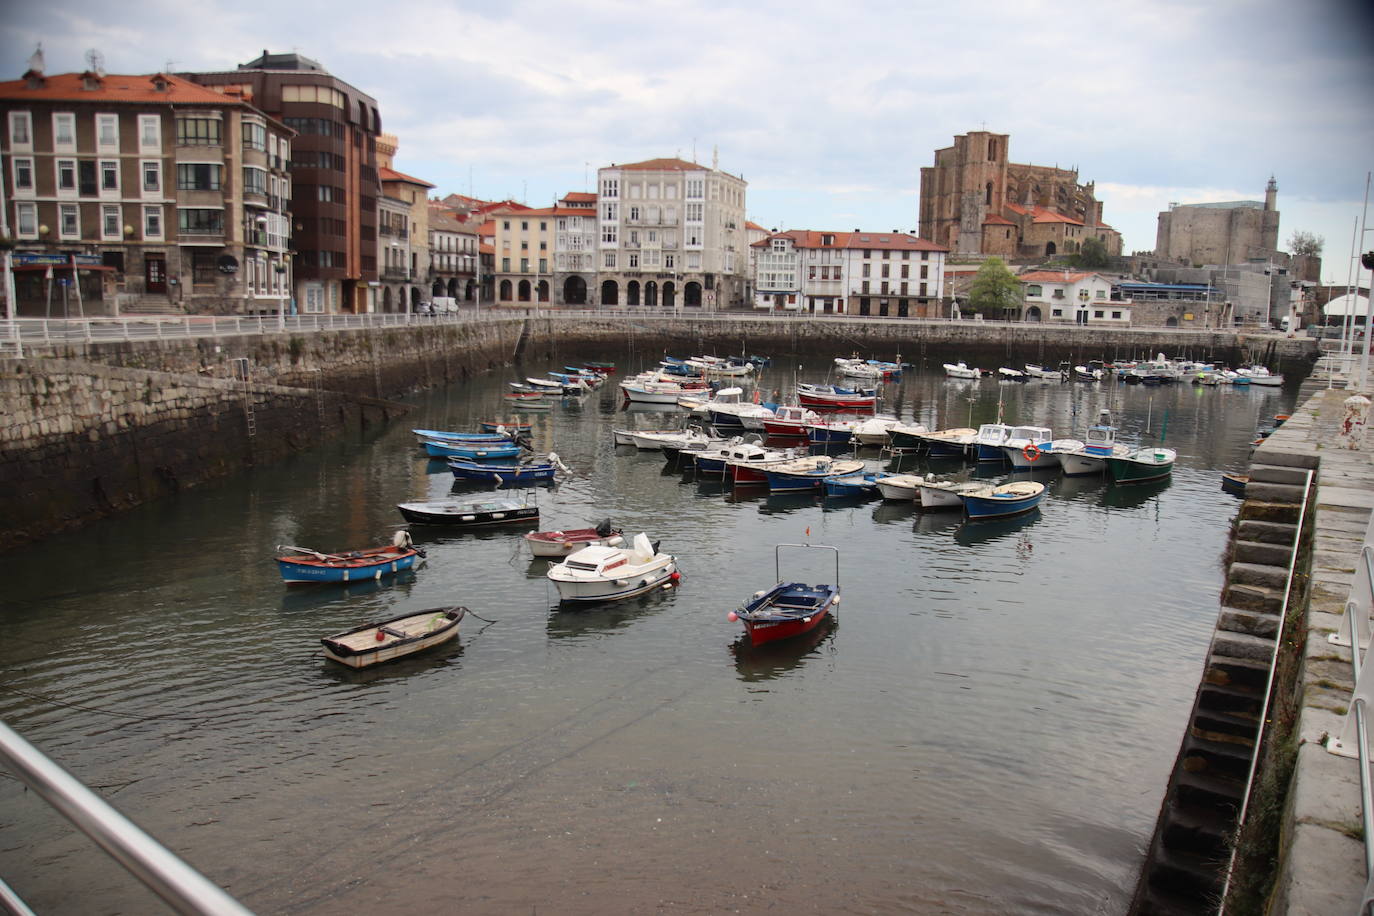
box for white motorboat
[943,361,982,379]
[1025,363,1067,381]
[629,429,700,452]
[972,423,1014,462]
[524,520,625,558]
[874,474,924,502]
[620,381,697,404]
[834,357,885,380]
[1000,425,1057,469]
[916,477,987,510]
[1237,366,1284,387]
[546,533,679,604]
[851,415,907,446]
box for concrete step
[1191,705,1261,745]
[1160,804,1231,860]
[1211,630,1277,664]
[1232,539,1293,567]
[1246,481,1308,504]
[1197,682,1263,723]
[1227,561,1289,591]
[120,296,181,315]
[1223,581,1285,615]
[1141,843,1225,910]
[1236,519,1297,546]
[1181,733,1254,782]
[1217,605,1281,640]
[1239,500,1301,525]
[1249,464,1311,486]
[1172,769,1245,816]
[1204,652,1272,691]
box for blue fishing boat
[959,480,1046,519]
[275,532,424,585]
[448,457,559,484]
[764,456,865,493]
[479,420,533,435]
[822,472,888,497]
[422,439,523,460]
[413,428,516,445]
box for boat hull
[735,582,840,647]
[397,501,539,527]
[1107,451,1176,483]
[550,560,678,604]
[276,548,420,584]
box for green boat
[1106,446,1177,484]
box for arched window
[499,279,512,301]
[600,280,618,305]
[985,181,993,206]
[517,280,531,302]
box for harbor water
[0,358,1297,914]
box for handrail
[0,719,253,915]
[1217,469,1315,911]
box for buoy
[375,630,386,642]
[669,571,681,582]
[1023,443,1041,462]
[727,611,739,622]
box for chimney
[22,43,45,89]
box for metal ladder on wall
[312,368,325,426]
[231,358,256,439]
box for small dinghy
[729,544,840,647]
[524,519,624,558]
[275,531,424,584]
[321,606,466,668]
[396,497,539,527]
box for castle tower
[1264,176,1277,212]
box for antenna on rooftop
[84,48,105,76]
[164,60,177,73]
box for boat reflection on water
[547,586,677,639]
[822,493,874,512]
[1102,476,1172,510]
[872,500,919,526]
[724,483,767,504]
[694,477,728,499]
[279,569,420,614]
[731,616,838,682]
[760,492,819,515]
[954,508,1042,547]
[1052,472,1108,503]
[426,457,454,475]
[914,512,964,536]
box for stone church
[918,130,1122,259]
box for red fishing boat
[729,544,841,647]
[795,383,877,412]
[761,404,820,441]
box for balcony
[381,266,410,282]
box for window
[603,251,616,269]
[177,118,222,145]
[538,258,547,273]
[1111,311,1122,320]
[1093,310,1104,319]
[317,185,335,202]
[281,85,346,107]
[178,208,224,234]
[138,115,161,151]
[96,114,119,150]
[1095,289,1106,299]
[53,113,76,150]
[242,167,267,195]
[15,201,37,238]
[141,205,162,239]
[881,264,890,278]
[100,160,119,192]
[102,205,122,240]
[142,160,161,194]
[282,117,337,137]
[242,121,266,151]
[1026,284,1042,296]
[501,257,511,272]
[8,111,32,148]
[601,178,618,198]
[602,203,617,222]
[56,159,77,193]
[920,265,928,279]
[664,254,674,269]
[900,264,909,279]
[628,253,639,268]
[78,160,98,195]
[520,258,529,273]
[686,178,703,198]
[59,203,79,239]
[686,202,703,221]
[602,225,617,244]
[177,163,222,190]
[12,157,33,193]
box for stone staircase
[118,295,182,316]
[1129,454,1313,914]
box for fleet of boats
[288,346,1272,668]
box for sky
[4,0,1374,284]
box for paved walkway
[1262,382,1374,913]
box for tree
[967,257,1022,318]
[1287,230,1324,258]
[1076,236,1110,269]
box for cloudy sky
[5,0,1373,281]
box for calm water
[0,357,1296,914]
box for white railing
[1324,509,1374,912]
[0,719,253,915]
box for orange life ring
[1023,443,1041,462]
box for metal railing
[1218,469,1316,910]
[0,719,253,915]
[1324,509,1374,913]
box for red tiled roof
[0,71,242,106]
[560,191,596,202]
[479,243,494,254]
[475,200,530,215]
[380,166,435,188]
[745,220,767,231]
[613,157,705,172]
[983,214,1015,226]
[1018,270,1094,284]
[751,229,947,253]
[1004,202,1029,216]
[493,205,592,218]
[1028,206,1083,226]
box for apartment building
[186,51,383,314]
[428,210,478,303]
[750,230,948,317]
[0,62,293,316]
[379,165,434,312]
[595,156,747,309]
[490,207,557,305]
[553,191,596,305]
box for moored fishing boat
[874,473,924,502]
[726,444,807,484]
[851,415,906,446]
[524,520,624,557]
[917,477,987,510]
[447,456,562,484]
[1221,473,1248,496]
[396,496,539,527]
[998,425,1056,469]
[479,421,533,435]
[916,426,978,459]
[943,361,981,379]
[321,606,466,669]
[422,439,523,460]
[275,531,424,584]
[764,455,865,492]
[413,428,516,445]
[762,404,821,441]
[822,472,888,497]
[728,544,840,647]
[959,480,1046,519]
[972,423,1013,463]
[796,383,878,412]
[546,533,679,604]
[1105,446,1177,484]
[1057,412,1126,476]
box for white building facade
[1019,270,1130,325]
[595,156,748,310]
[750,230,949,316]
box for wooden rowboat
[275,534,424,585]
[321,606,466,668]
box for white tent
[1323,293,1370,318]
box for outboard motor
[595,518,614,538]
